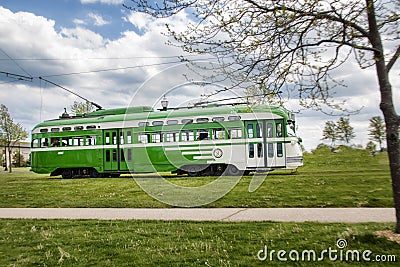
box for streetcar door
[104,129,119,171]
[245,121,265,168]
[265,120,286,168]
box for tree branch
[387,45,400,72]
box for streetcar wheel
[61,169,73,179]
[224,165,243,176]
[90,169,102,178]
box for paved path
[0,208,395,222]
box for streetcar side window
[61,137,73,147]
[105,132,110,145]
[256,123,263,138]
[267,123,274,138]
[32,139,39,148]
[268,143,274,158]
[112,132,117,145]
[181,130,194,142]
[86,136,96,146]
[228,128,242,139]
[277,143,283,157]
[120,132,124,145]
[51,138,60,147]
[151,132,163,143]
[165,132,178,142]
[247,124,254,138]
[212,128,225,140]
[196,129,209,140]
[41,138,49,147]
[276,123,283,137]
[73,136,84,146]
[127,131,132,143]
[138,133,149,143]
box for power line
[0,48,33,79]
[0,54,211,61]
[40,58,214,78]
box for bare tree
[0,104,28,173]
[126,0,400,232]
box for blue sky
[0,0,399,150]
[1,0,131,39]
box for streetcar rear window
[40,129,48,133]
[51,128,60,132]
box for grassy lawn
[0,219,398,266]
[0,146,392,208]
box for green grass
[0,219,398,266]
[0,146,392,208]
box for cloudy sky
[0,0,399,151]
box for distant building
[1,141,30,168]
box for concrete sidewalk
[0,208,396,222]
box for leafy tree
[70,101,95,116]
[322,121,339,147]
[337,117,356,144]
[368,116,386,151]
[0,104,28,173]
[126,0,400,232]
[366,141,377,156]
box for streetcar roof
[32,104,291,130]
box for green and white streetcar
[30,104,303,178]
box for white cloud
[88,12,111,26]
[80,0,123,4]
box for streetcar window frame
[51,128,60,132]
[74,126,84,131]
[86,125,97,130]
[62,127,72,131]
[40,129,48,133]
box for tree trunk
[7,147,12,173]
[366,0,400,233]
